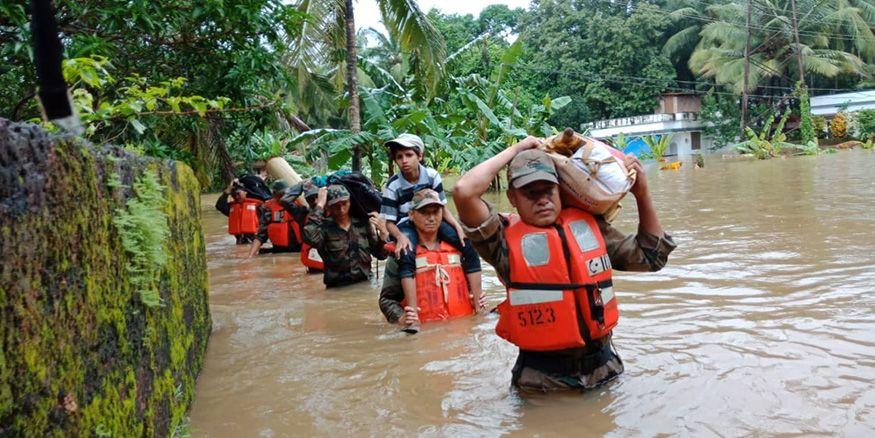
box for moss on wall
[0,119,211,436]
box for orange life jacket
[228,198,262,235]
[300,243,324,271]
[400,242,474,323]
[264,199,302,247]
[496,208,617,351]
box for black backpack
[327,171,382,221]
[236,174,272,201]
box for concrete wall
[0,119,211,436]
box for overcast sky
[355,0,531,34]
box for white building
[810,90,875,117]
[583,93,716,157]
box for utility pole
[789,0,805,83]
[741,0,753,136]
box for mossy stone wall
[0,119,211,436]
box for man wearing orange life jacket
[453,137,676,392]
[247,181,309,257]
[378,189,486,331]
[215,178,261,245]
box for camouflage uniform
[378,257,405,322]
[303,185,388,287]
[462,149,677,392]
[378,189,476,323]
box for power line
[517,64,778,98]
[681,0,875,38]
[517,62,871,96]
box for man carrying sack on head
[452,136,677,392]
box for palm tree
[288,0,446,171]
[663,0,875,93]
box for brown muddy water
[189,151,875,436]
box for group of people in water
[216,133,676,393]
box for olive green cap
[507,149,559,188]
[410,188,444,210]
[326,184,350,206]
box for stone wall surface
[0,119,211,436]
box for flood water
[189,151,875,436]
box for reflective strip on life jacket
[228,198,262,235]
[497,208,618,351]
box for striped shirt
[381,164,446,224]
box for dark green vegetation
[0,119,210,436]
[4,0,875,180]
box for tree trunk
[285,113,311,132]
[344,0,362,171]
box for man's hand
[368,212,388,240]
[395,306,420,326]
[453,223,466,247]
[625,153,649,198]
[512,136,542,153]
[394,233,412,257]
[315,187,328,208]
[471,291,487,313]
[225,178,239,194]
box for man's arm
[378,258,406,323]
[367,212,389,260]
[452,136,541,228]
[625,153,665,239]
[303,188,328,249]
[215,194,231,216]
[600,154,675,271]
[247,206,270,258]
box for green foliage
[700,90,740,149]
[1,121,210,436]
[64,57,231,140]
[813,116,827,138]
[292,34,571,181]
[795,140,821,156]
[520,1,675,124]
[112,170,169,307]
[641,133,674,161]
[2,0,308,189]
[796,84,817,146]
[857,109,875,141]
[734,111,796,159]
[668,0,874,92]
[610,133,632,150]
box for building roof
[810,90,875,116]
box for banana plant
[734,111,797,159]
[641,133,674,161]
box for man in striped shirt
[381,134,482,332]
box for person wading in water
[303,185,389,288]
[452,137,677,392]
[378,189,486,332]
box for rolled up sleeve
[460,200,510,282]
[379,258,405,323]
[303,207,326,249]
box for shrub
[856,109,875,141]
[830,113,848,139]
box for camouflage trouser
[511,341,625,393]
